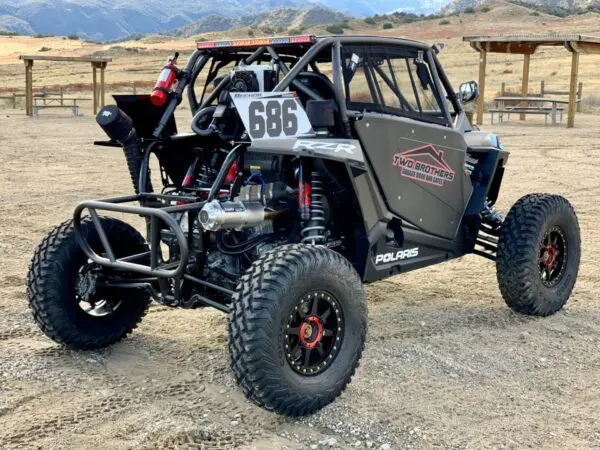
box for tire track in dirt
[0,379,259,449]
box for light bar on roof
[196,35,314,50]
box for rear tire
[228,244,367,416]
[496,194,580,316]
[27,218,151,349]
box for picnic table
[32,97,90,117]
[491,96,580,126]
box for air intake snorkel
[96,105,144,194]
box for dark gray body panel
[354,113,474,240]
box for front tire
[228,244,367,416]
[496,194,580,316]
[27,218,151,349]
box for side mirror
[459,81,479,104]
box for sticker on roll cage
[231,92,314,140]
[392,144,455,187]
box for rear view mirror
[459,81,479,104]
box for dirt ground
[1,109,600,449]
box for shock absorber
[301,171,327,245]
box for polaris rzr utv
[27,35,581,416]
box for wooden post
[501,82,505,96]
[100,62,106,109]
[520,53,530,120]
[577,81,583,112]
[540,80,545,97]
[12,92,16,109]
[476,49,486,125]
[567,51,579,128]
[92,62,98,114]
[24,59,33,116]
[60,86,64,106]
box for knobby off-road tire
[228,244,367,416]
[497,194,580,316]
[27,218,151,349]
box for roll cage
[168,35,463,142]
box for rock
[231,420,239,426]
[319,438,337,447]
[366,442,373,448]
[380,444,391,450]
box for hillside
[443,0,600,13]
[169,7,349,37]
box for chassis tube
[207,145,243,202]
[426,50,453,128]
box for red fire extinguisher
[150,52,179,107]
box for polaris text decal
[392,144,455,187]
[375,248,419,265]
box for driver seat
[293,72,337,104]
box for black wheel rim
[539,226,567,287]
[284,290,343,376]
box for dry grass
[0,0,599,109]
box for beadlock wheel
[284,290,343,376]
[228,244,368,416]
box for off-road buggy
[27,35,581,416]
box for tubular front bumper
[73,193,205,278]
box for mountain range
[1,0,599,41]
[0,0,453,40]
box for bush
[67,34,80,40]
[464,7,475,13]
[481,6,491,12]
[325,24,345,34]
[288,28,303,36]
[364,17,376,25]
[382,22,393,29]
[247,29,255,37]
[39,47,52,52]
[0,30,19,36]
[531,11,540,16]
[439,19,451,25]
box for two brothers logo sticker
[392,144,455,187]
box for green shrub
[382,22,393,29]
[531,11,540,16]
[39,47,52,52]
[364,17,376,25]
[288,28,303,36]
[439,19,451,25]
[325,24,345,34]
[464,7,475,13]
[481,6,491,12]
[67,34,79,40]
